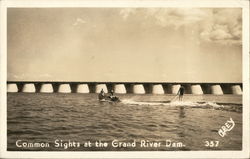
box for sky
[7,8,242,83]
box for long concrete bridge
[6,81,242,95]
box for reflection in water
[179,106,186,118]
[177,106,186,138]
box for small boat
[107,96,120,102]
[98,93,120,102]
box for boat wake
[121,99,224,108]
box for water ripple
[7,93,242,151]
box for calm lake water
[7,93,242,151]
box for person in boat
[99,89,105,100]
[177,86,185,101]
[109,90,114,98]
[101,89,105,96]
[109,90,120,101]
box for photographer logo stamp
[218,117,235,137]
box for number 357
[204,141,219,147]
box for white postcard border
[0,0,249,158]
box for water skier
[177,86,185,101]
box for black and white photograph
[0,0,249,158]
